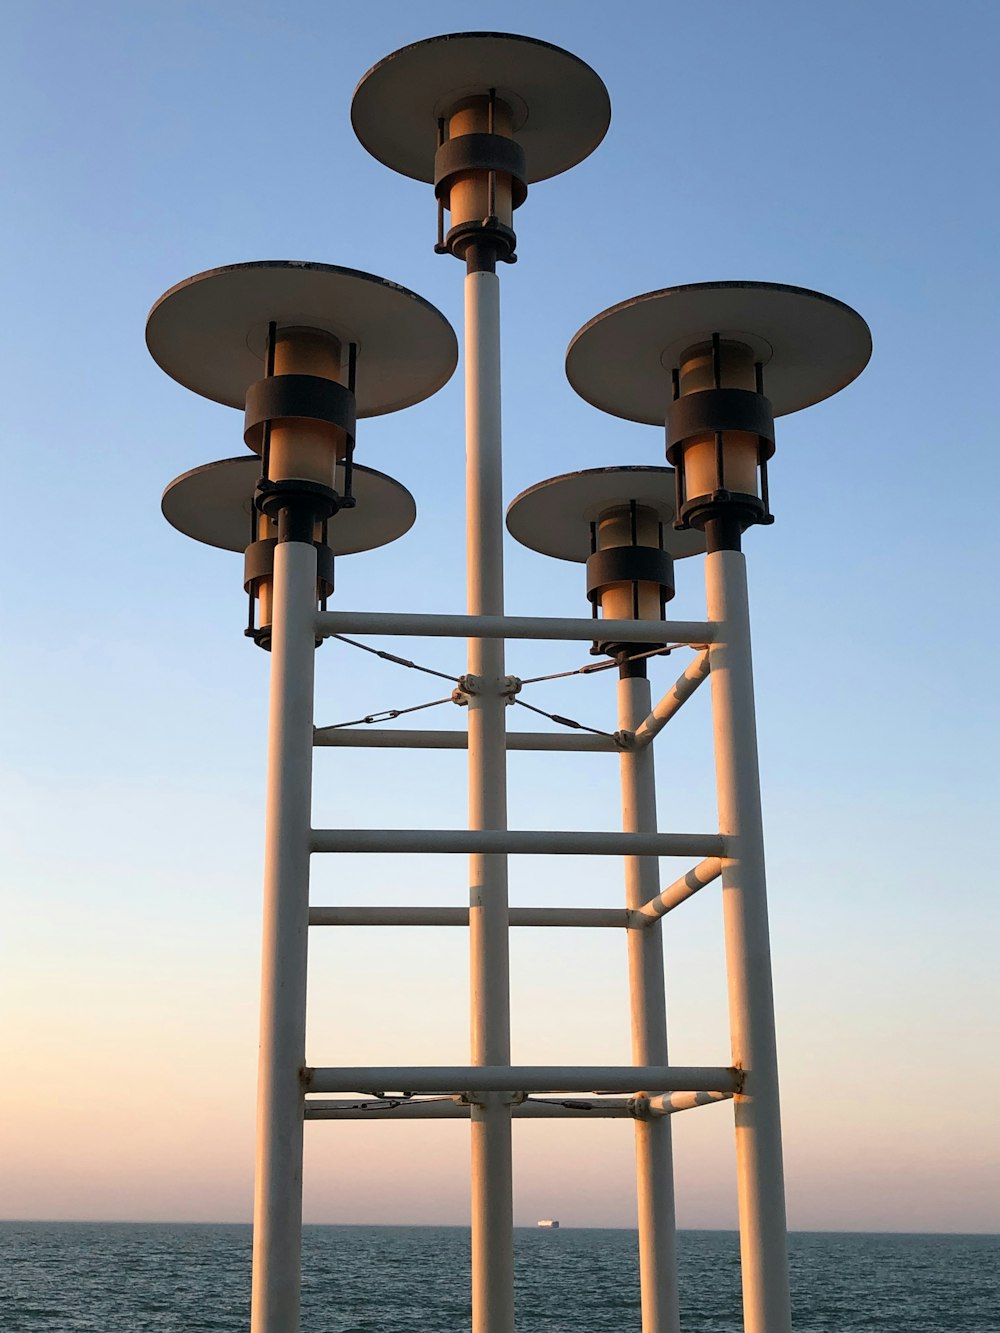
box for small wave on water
[1,1223,997,1332]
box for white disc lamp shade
[162,456,416,555]
[352,32,610,184]
[146,260,458,413]
[565,281,871,423]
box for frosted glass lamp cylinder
[595,505,665,622]
[445,98,515,231]
[267,329,346,489]
[257,511,276,629]
[677,341,761,501]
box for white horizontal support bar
[310,829,725,858]
[313,728,618,752]
[630,650,711,749]
[304,1090,735,1121]
[308,906,629,928]
[315,610,715,645]
[304,1065,741,1095]
[304,1097,641,1121]
[310,906,468,927]
[305,1098,463,1121]
[636,858,724,923]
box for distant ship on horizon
[536,1219,560,1229]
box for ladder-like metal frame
[251,55,789,1333]
[252,558,792,1333]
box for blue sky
[1,0,997,1231]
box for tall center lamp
[352,35,610,1333]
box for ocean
[1,1223,996,1332]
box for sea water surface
[1,1223,997,1332]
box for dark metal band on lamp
[586,545,675,607]
[244,372,357,457]
[244,540,335,598]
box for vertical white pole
[619,673,681,1333]
[251,538,318,1333]
[705,548,792,1333]
[465,266,515,1333]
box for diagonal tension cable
[331,633,461,684]
[519,642,702,687]
[511,697,618,741]
[323,637,705,736]
[322,695,455,730]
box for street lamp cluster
[151,261,457,645]
[150,30,870,1333]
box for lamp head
[162,456,416,650]
[506,466,704,673]
[148,260,454,542]
[351,33,610,266]
[566,282,871,550]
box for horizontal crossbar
[309,829,725,857]
[309,906,628,928]
[303,1090,734,1120]
[305,1097,636,1120]
[314,610,715,645]
[304,1065,741,1095]
[313,728,619,752]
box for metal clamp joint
[456,1090,527,1109]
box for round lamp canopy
[566,281,872,423]
[162,456,416,556]
[351,32,610,185]
[147,261,458,414]
[506,466,706,563]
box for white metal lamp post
[566,282,872,1333]
[352,36,610,1333]
[507,465,703,1333]
[148,260,457,1333]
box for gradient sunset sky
[1,0,997,1233]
